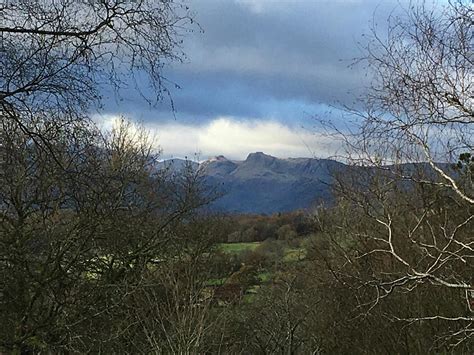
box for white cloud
[94,116,339,160]
[234,0,267,14]
[235,0,365,14]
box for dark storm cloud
[102,0,405,124]
[152,0,403,122]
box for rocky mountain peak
[212,155,230,162]
[245,152,276,163]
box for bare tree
[122,217,226,354]
[320,1,473,348]
[1,0,194,146]
[346,0,473,201]
[0,2,229,353]
[0,117,213,352]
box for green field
[218,242,262,253]
[219,242,307,263]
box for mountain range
[161,152,346,214]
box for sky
[96,0,407,160]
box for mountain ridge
[159,153,454,214]
[160,153,344,214]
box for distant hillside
[161,152,345,214]
[159,153,455,214]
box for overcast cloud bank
[96,114,340,160]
